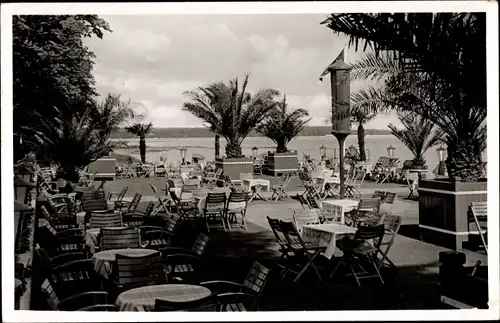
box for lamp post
[180,147,187,165]
[319,145,327,159]
[436,146,447,176]
[251,146,258,159]
[387,145,396,158]
[326,51,352,200]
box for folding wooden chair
[406,172,419,199]
[169,188,198,221]
[377,214,402,269]
[116,193,142,214]
[468,201,488,254]
[100,227,140,251]
[345,197,382,227]
[203,192,227,232]
[226,192,249,230]
[298,172,325,201]
[40,205,78,231]
[201,261,270,311]
[149,183,172,216]
[111,186,129,208]
[270,173,291,201]
[121,164,136,179]
[292,209,321,234]
[267,216,294,277]
[204,168,223,187]
[89,211,123,229]
[381,191,398,214]
[346,169,367,199]
[279,220,325,283]
[329,224,386,286]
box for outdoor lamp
[319,145,327,158]
[387,145,396,158]
[252,146,258,159]
[436,146,447,176]
[180,147,187,165]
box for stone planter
[263,151,299,177]
[215,157,254,183]
[418,178,487,251]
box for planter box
[215,157,254,183]
[418,179,487,251]
[263,152,299,177]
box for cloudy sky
[85,14,399,128]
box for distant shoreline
[111,126,392,139]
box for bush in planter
[257,94,311,153]
[183,74,280,158]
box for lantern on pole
[436,146,447,176]
[251,146,258,159]
[319,48,351,199]
[180,147,187,165]
[319,145,327,159]
[387,145,396,158]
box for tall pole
[328,52,352,200]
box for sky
[85,14,400,129]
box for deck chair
[270,173,292,201]
[406,172,419,199]
[279,220,325,283]
[376,214,402,269]
[201,261,270,311]
[329,224,386,286]
[100,227,140,251]
[204,168,223,187]
[346,169,366,199]
[226,192,248,230]
[292,209,321,234]
[203,192,227,232]
[468,202,488,254]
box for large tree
[257,94,310,153]
[323,13,486,181]
[125,122,154,164]
[183,74,280,158]
[13,15,111,160]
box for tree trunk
[139,136,146,163]
[225,141,242,158]
[446,138,483,182]
[215,134,220,158]
[276,139,288,153]
[357,123,366,162]
[412,156,427,169]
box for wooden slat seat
[101,227,140,251]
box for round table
[91,248,157,279]
[115,284,212,311]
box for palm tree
[257,94,310,153]
[322,13,487,182]
[125,122,153,163]
[350,107,377,162]
[183,74,280,158]
[388,112,445,168]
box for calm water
[113,135,487,169]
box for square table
[302,223,357,259]
[242,179,270,202]
[321,199,359,225]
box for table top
[304,223,357,235]
[322,199,359,207]
[242,178,270,185]
[116,284,211,310]
[93,248,157,261]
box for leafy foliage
[257,95,311,153]
[183,74,280,158]
[388,112,445,168]
[323,14,487,181]
[125,122,154,163]
[13,15,112,160]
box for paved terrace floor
[100,177,487,310]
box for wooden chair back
[267,217,288,249]
[204,192,226,213]
[143,201,156,217]
[41,278,60,310]
[115,251,166,291]
[165,215,184,234]
[191,233,210,257]
[126,193,142,212]
[242,261,270,295]
[90,211,123,229]
[101,227,140,250]
[357,198,382,213]
[353,224,385,248]
[116,186,128,202]
[82,189,108,212]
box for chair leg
[372,259,385,284]
[350,264,362,287]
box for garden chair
[111,186,129,208]
[114,251,168,293]
[169,189,198,221]
[40,205,78,231]
[279,220,325,283]
[100,227,140,251]
[344,197,382,227]
[121,164,136,179]
[201,261,270,311]
[36,224,85,258]
[381,191,398,214]
[292,209,321,234]
[50,258,102,299]
[81,189,109,214]
[116,193,142,214]
[40,278,111,311]
[139,223,177,251]
[377,214,402,269]
[468,201,488,254]
[89,211,123,229]
[346,169,367,199]
[149,183,173,216]
[226,192,249,230]
[298,172,325,201]
[38,168,57,193]
[204,168,223,188]
[267,217,296,278]
[154,295,217,312]
[34,245,87,276]
[270,173,292,201]
[406,172,419,199]
[329,224,386,286]
[203,192,227,232]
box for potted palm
[257,94,310,176]
[323,13,487,250]
[183,74,280,181]
[125,122,153,164]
